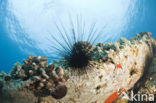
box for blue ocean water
[0,0,156,72]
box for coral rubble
[0,32,156,103]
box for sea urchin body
[65,41,94,69]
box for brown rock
[51,85,67,99]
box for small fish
[105,88,127,103]
[104,92,119,103]
[116,64,122,69]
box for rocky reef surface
[0,32,156,103]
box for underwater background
[0,0,156,72]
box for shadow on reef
[128,37,156,103]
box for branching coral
[10,56,68,99]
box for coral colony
[0,32,156,103]
[11,56,68,99]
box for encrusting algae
[0,32,156,103]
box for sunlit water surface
[0,0,156,72]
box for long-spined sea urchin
[65,41,93,69]
[48,15,105,73]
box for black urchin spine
[48,15,104,71]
